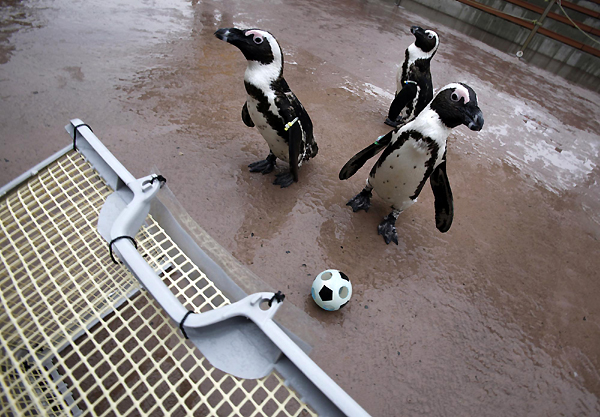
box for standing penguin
[340,83,484,244]
[384,26,439,128]
[215,28,318,187]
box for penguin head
[410,26,439,56]
[430,83,484,131]
[215,27,283,67]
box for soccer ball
[311,269,352,311]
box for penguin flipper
[274,90,304,184]
[241,102,255,127]
[287,118,302,183]
[339,131,393,180]
[274,77,316,150]
[430,161,454,233]
[387,82,418,121]
[285,90,314,145]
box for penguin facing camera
[340,83,484,245]
[384,26,439,128]
[214,27,318,188]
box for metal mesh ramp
[0,151,316,416]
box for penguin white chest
[370,138,442,212]
[246,95,289,162]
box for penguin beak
[410,26,423,35]
[214,27,244,44]
[214,27,254,56]
[465,107,484,131]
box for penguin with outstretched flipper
[340,83,484,244]
[384,26,439,128]
[215,28,318,187]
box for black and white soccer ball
[311,269,352,311]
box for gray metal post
[517,0,557,57]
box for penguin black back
[385,26,440,128]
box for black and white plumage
[214,27,318,187]
[385,26,439,128]
[340,83,484,244]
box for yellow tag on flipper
[284,117,299,131]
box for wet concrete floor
[1,0,600,415]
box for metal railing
[455,0,600,57]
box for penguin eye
[451,92,460,102]
[253,36,264,44]
[427,34,434,40]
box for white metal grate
[0,151,315,416]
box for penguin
[214,27,318,187]
[384,26,439,128]
[340,83,484,245]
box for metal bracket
[68,119,371,417]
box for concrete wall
[396,0,600,91]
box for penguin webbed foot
[347,189,372,212]
[384,117,400,128]
[248,159,275,175]
[384,116,405,128]
[273,172,295,188]
[378,213,399,245]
